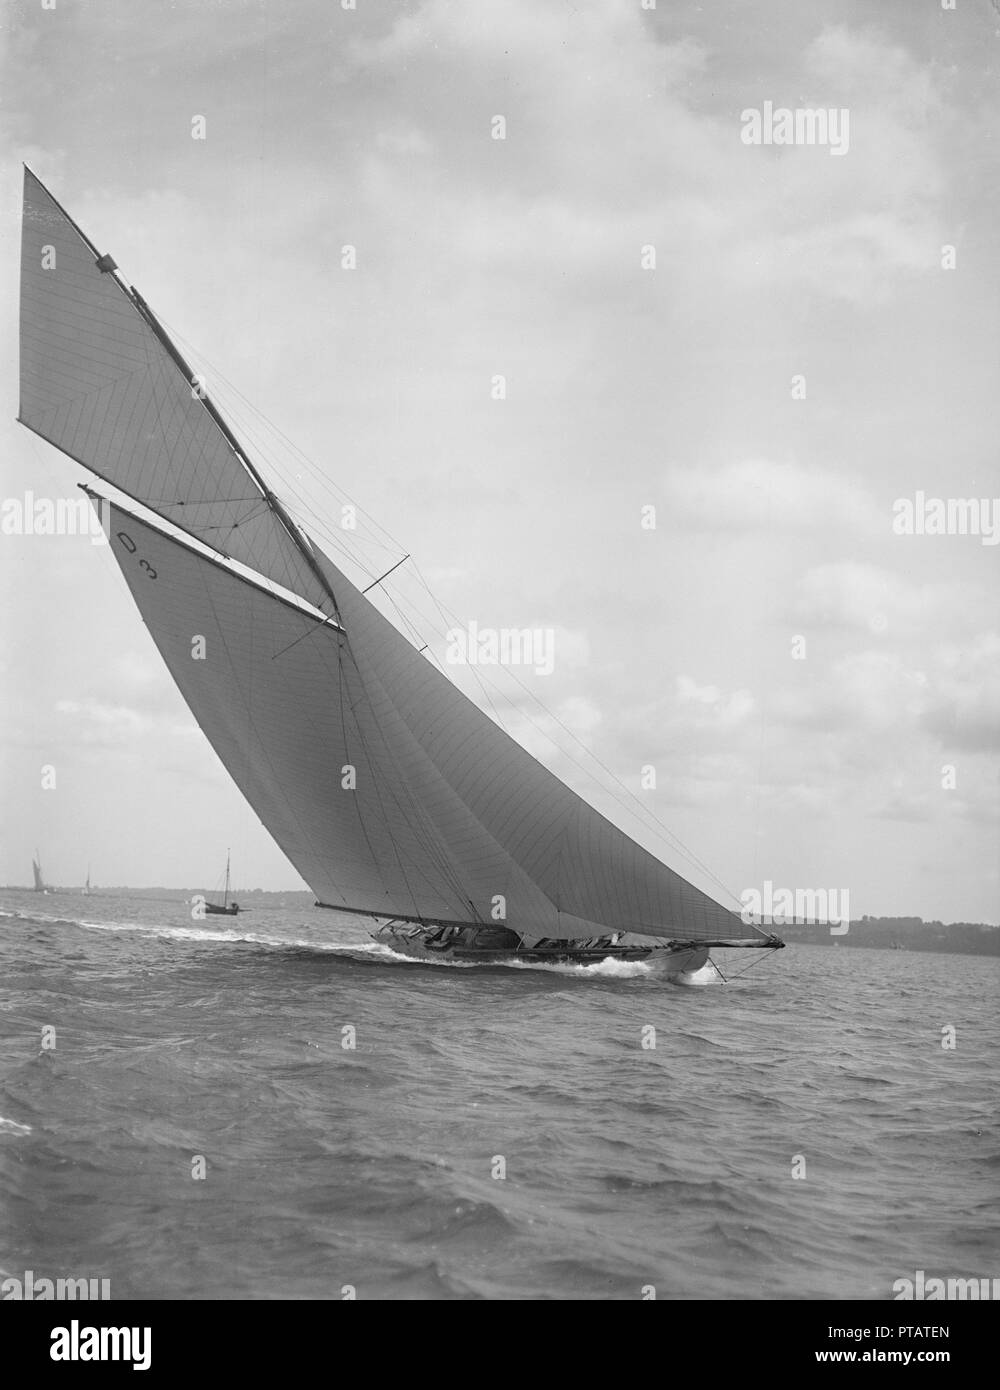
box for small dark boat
[204,851,240,916]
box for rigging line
[333,543,747,918]
[335,617,580,932]
[373,564,748,919]
[179,372,751,912]
[284,494,386,578]
[181,399,395,583]
[196,507,269,537]
[211,498,273,532]
[332,635,473,921]
[151,318,404,554]
[399,561,511,732]
[270,613,342,661]
[403,567,745,913]
[333,636,415,918]
[300,528,518,742]
[326,625,430,915]
[725,950,783,982]
[141,496,263,507]
[228,456,395,585]
[152,318,403,550]
[362,555,410,594]
[134,317,229,520]
[332,606,496,919]
[127,295,342,622]
[144,350,418,616]
[281,495,387,579]
[93,383,332,604]
[385,587,510,734]
[130,315,282,599]
[347,658,489,923]
[151,326,741,914]
[185,532,324,891]
[273,494,508,731]
[388,569,745,911]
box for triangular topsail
[18,168,334,616]
[96,496,758,943]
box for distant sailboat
[32,850,50,894]
[16,168,784,975]
[204,851,240,917]
[82,865,91,896]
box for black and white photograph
[0,0,997,1345]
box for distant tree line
[771,915,1000,956]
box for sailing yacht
[204,852,240,917]
[32,851,50,894]
[17,168,783,976]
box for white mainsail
[20,168,770,947]
[93,494,753,943]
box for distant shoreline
[766,916,1000,957]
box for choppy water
[1,889,997,1300]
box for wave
[0,1116,32,1136]
[8,908,727,985]
[376,949,658,978]
[49,915,394,957]
[505,955,654,979]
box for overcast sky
[1,0,997,922]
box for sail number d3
[116,531,157,579]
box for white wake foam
[0,1116,33,1136]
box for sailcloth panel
[99,500,617,936]
[19,169,331,614]
[311,545,754,941]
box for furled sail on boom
[19,169,776,950]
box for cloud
[676,676,755,728]
[772,650,930,733]
[662,459,878,533]
[348,5,951,307]
[921,633,1000,753]
[790,562,984,637]
[2,0,997,919]
[768,634,1000,767]
[54,699,152,745]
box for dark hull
[204,902,240,916]
[371,922,710,973]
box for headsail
[32,854,45,892]
[96,495,759,943]
[311,539,757,941]
[18,168,335,616]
